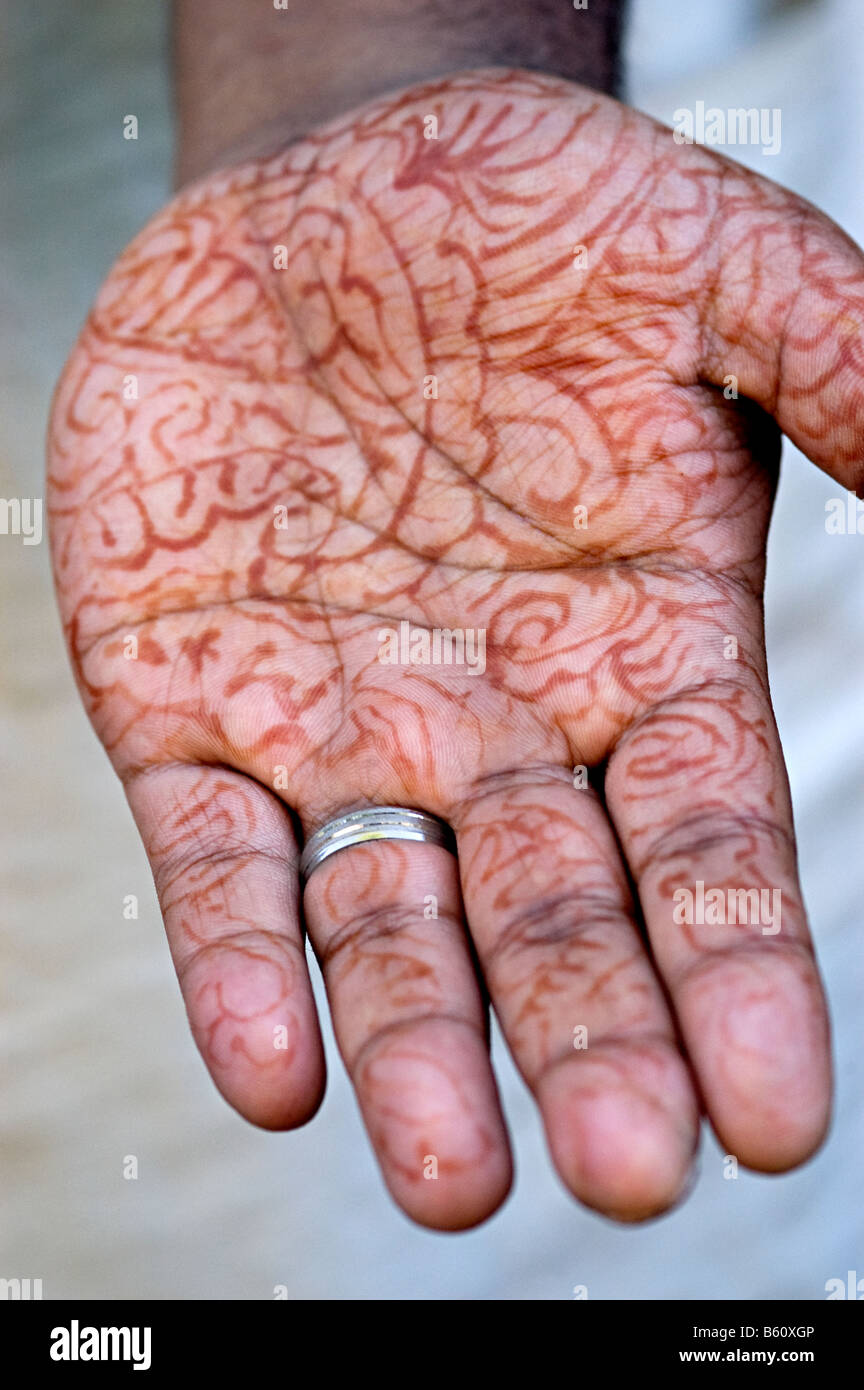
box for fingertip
[388,1151,514,1232]
[355,1019,513,1231]
[180,940,327,1131]
[221,1057,327,1133]
[539,1043,699,1222]
[717,1114,831,1177]
[678,947,832,1175]
[711,1089,833,1178]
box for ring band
[300,806,456,884]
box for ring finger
[301,816,512,1230]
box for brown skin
[48,69,864,1230]
[172,0,626,184]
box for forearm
[173,0,628,185]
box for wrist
[173,0,627,186]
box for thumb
[700,164,864,496]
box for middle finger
[453,765,700,1221]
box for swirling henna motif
[48,70,836,1087]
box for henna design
[47,71,845,1186]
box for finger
[454,767,699,1222]
[125,762,325,1129]
[301,829,511,1230]
[604,676,831,1171]
[700,165,864,491]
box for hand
[48,69,864,1229]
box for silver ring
[300,806,456,885]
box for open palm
[48,69,864,1228]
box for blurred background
[1,0,862,1300]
